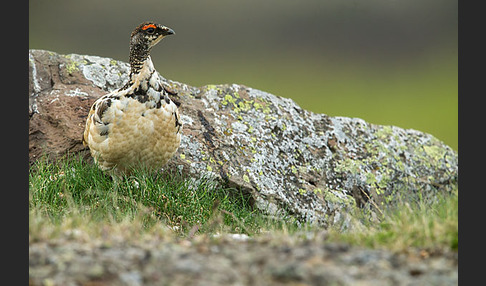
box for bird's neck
[123,49,156,92]
[129,44,151,75]
[130,55,155,83]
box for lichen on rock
[28,49,458,227]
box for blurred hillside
[29,0,457,150]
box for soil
[29,232,457,286]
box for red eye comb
[142,24,157,30]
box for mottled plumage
[83,22,182,175]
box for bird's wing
[82,102,97,146]
[83,93,114,147]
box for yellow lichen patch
[243,174,250,183]
[65,60,79,75]
[291,165,298,174]
[222,94,235,106]
[423,145,446,161]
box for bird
[83,21,182,176]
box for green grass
[29,154,295,238]
[29,155,458,252]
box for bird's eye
[142,24,157,34]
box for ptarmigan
[83,22,182,176]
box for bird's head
[130,22,175,52]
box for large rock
[29,49,458,227]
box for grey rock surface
[28,49,458,226]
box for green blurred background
[29,0,457,150]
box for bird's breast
[85,88,182,172]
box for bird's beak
[161,27,175,36]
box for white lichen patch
[68,54,130,92]
[65,88,89,97]
[180,115,194,126]
[29,51,42,95]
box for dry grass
[327,189,458,252]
